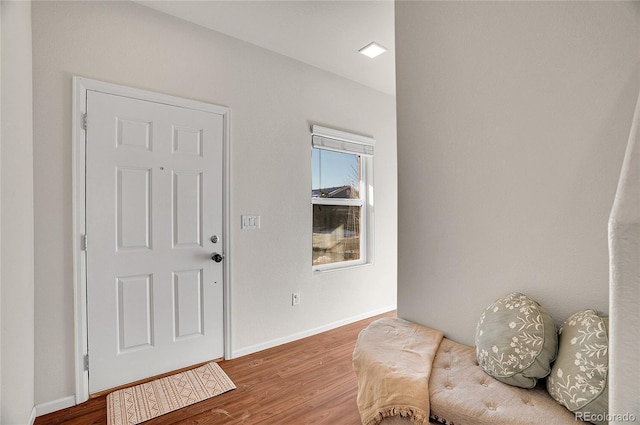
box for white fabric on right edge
[608,90,640,424]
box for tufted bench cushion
[427,338,579,425]
[355,319,587,425]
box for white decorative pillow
[546,310,609,425]
[475,292,558,388]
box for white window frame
[311,125,375,272]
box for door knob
[211,253,224,263]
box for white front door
[85,89,225,393]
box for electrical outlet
[292,292,300,306]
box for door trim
[72,76,232,403]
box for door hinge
[82,113,88,131]
[83,354,89,371]
[81,234,88,251]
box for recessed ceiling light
[359,42,387,59]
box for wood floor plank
[35,311,395,425]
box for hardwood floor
[35,311,395,425]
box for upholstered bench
[353,318,581,425]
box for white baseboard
[28,406,37,425]
[230,305,396,359]
[34,395,76,417]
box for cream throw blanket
[353,318,443,425]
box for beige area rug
[107,361,236,425]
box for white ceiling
[135,1,396,96]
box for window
[311,125,374,271]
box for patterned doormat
[106,362,236,425]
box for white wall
[1,1,36,423]
[32,0,397,405]
[609,91,640,423]
[396,1,640,345]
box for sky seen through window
[312,148,359,193]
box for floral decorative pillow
[546,310,608,425]
[475,292,558,388]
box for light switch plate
[241,215,261,229]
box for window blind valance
[311,125,375,156]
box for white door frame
[72,76,232,403]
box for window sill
[313,261,373,275]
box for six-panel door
[86,90,224,393]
